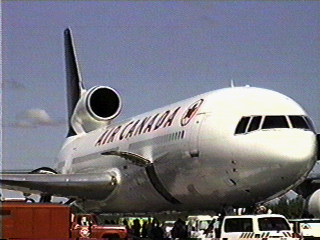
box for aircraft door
[188,113,206,158]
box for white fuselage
[56,87,317,213]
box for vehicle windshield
[258,217,290,231]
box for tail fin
[64,28,85,137]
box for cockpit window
[262,116,289,129]
[235,117,250,134]
[248,116,262,132]
[305,117,316,132]
[235,115,314,135]
[289,116,309,129]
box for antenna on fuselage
[230,79,235,88]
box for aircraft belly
[77,141,211,213]
[80,165,176,213]
[96,156,223,212]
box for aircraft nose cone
[248,130,317,198]
[264,131,316,170]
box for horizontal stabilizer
[0,173,117,200]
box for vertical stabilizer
[64,28,85,137]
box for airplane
[0,28,318,214]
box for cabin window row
[169,131,185,141]
[235,115,315,134]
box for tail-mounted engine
[71,86,122,134]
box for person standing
[151,220,164,239]
[132,219,141,237]
[171,218,188,238]
[142,221,149,238]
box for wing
[0,151,154,200]
[0,172,117,200]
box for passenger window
[289,116,309,130]
[262,116,289,129]
[235,117,250,134]
[248,116,262,132]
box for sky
[1,1,320,173]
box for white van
[188,215,218,238]
[217,214,295,239]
